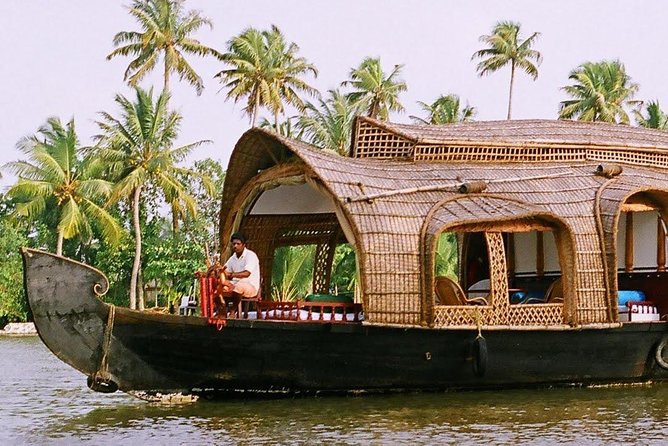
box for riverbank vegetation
[2,0,668,324]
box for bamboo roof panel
[356,116,668,152]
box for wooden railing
[256,301,363,323]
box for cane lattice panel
[413,144,668,170]
[486,232,509,324]
[352,120,415,158]
[313,243,334,294]
[507,304,564,326]
[433,305,495,326]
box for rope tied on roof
[595,164,623,178]
[458,181,487,194]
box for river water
[1,336,666,445]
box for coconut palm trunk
[507,61,516,120]
[472,21,541,122]
[251,90,261,127]
[129,185,143,310]
[164,56,170,96]
[56,232,64,256]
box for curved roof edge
[219,127,345,242]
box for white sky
[2,1,667,189]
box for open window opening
[213,180,362,322]
[433,228,565,307]
[508,230,563,305]
[616,192,668,323]
[270,243,357,303]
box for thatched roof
[355,116,668,152]
[220,118,668,327]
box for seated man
[219,232,260,315]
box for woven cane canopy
[220,117,668,328]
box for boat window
[617,207,667,323]
[433,229,564,307]
[434,231,489,306]
[270,243,358,302]
[330,243,357,296]
[271,245,316,301]
[510,230,562,305]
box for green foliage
[435,232,458,281]
[142,220,205,301]
[330,244,357,293]
[271,245,315,301]
[634,100,668,130]
[297,89,361,155]
[216,25,318,127]
[92,229,135,307]
[4,117,122,255]
[180,158,225,253]
[472,21,541,119]
[342,57,407,121]
[95,86,212,308]
[107,0,222,95]
[0,217,30,324]
[258,116,303,139]
[559,60,639,124]
[411,94,477,125]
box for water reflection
[1,337,666,445]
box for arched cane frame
[598,187,668,320]
[420,195,576,328]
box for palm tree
[271,245,315,301]
[107,0,222,96]
[472,21,542,120]
[5,118,122,256]
[559,60,639,124]
[95,87,213,309]
[258,116,303,139]
[410,94,477,125]
[216,25,318,128]
[297,89,360,155]
[342,57,407,120]
[634,100,668,130]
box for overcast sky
[2,1,667,189]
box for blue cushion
[618,290,646,306]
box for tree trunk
[138,270,145,311]
[368,98,380,120]
[163,56,170,98]
[274,109,281,132]
[251,90,260,127]
[171,202,179,235]
[56,231,64,256]
[129,185,143,310]
[507,61,515,120]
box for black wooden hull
[22,249,668,395]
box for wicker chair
[544,277,564,303]
[435,276,488,306]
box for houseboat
[23,117,668,397]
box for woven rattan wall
[347,198,425,325]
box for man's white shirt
[225,247,260,290]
